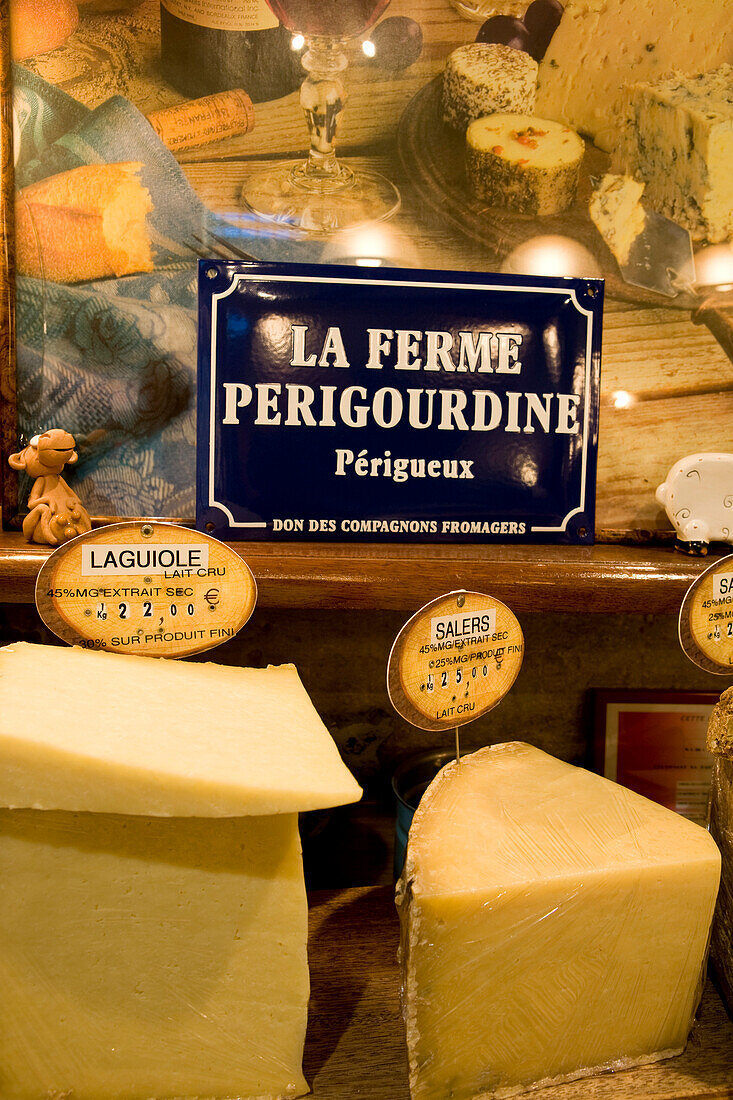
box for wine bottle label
[160,0,279,31]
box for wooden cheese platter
[306,886,733,1099]
[397,78,733,364]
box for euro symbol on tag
[205,588,221,609]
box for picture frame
[0,0,17,526]
[594,689,719,825]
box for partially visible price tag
[387,590,524,733]
[679,553,733,674]
[36,522,256,659]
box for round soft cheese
[466,113,584,215]
[442,44,538,131]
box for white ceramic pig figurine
[656,453,733,554]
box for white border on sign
[207,272,597,532]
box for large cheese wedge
[0,809,309,1100]
[0,642,362,815]
[535,0,733,152]
[397,742,720,1099]
[0,642,361,1100]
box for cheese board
[397,77,733,364]
[397,78,693,310]
[306,886,733,1099]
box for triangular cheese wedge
[398,742,720,1098]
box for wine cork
[146,90,255,152]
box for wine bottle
[160,0,302,103]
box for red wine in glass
[243,0,399,231]
[267,0,390,37]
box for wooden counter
[0,529,721,612]
[306,886,733,1100]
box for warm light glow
[501,235,602,278]
[323,223,420,267]
[694,243,733,289]
[611,390,636,409]
[291,33,305,51]
[362,39,376,58]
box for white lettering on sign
[713,573,733,600]
[81,544,210,576]
[430,609,497,644]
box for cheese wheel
[466,113,584,215]
[442,44,538,130]
[10,0,79,60]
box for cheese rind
[442,44,538,130]
[466,114,584,215]
[0,809,309,1100]
[710,755,733,1016]
[397,742,720,1100]
[0,642,362,816]
[535,0,733,152]
[708,689,733,1015]
[618,66,733,243]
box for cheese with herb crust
[466,113,584,215]
[443,44,538,130]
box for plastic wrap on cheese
[396,742,720,1100]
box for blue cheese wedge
[443,43,538,130]
[536,0,733,152]
[466,113,584,215]
[619,65,733,243]
[589,173,647,265]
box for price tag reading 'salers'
[679,553,733,674]
[387,590,524,733]
[36,522,257,659]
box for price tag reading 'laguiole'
[387,590,524,733]
[36,522,256,659]
[679,552,733,674]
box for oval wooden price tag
[36,522,257,659]
[387,590,524,733]
[679,552,733,674]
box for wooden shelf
[308,886,733,1100]
[0,531,721,613]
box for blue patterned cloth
[13,66,320,518]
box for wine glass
[241,0,401,234]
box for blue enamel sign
[197,262,603,544]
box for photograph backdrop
[1,0,732,530]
